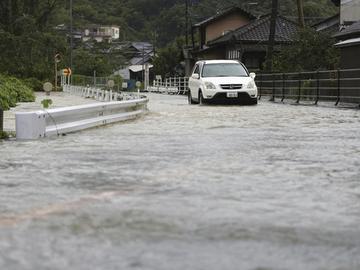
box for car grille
[220,84,243,90]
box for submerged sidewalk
[3,92,99,132]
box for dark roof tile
[208,14,299,45]
[333,20,360,39]
[193,6,256,28]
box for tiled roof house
[192,13,299,70]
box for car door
[188,63,201,100]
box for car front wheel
[199,91,205,105]
[188,89,196,104]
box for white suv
[188,60,257,105]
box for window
[202,63,248,77]
[193,64,200,74]
[227,50,241,60]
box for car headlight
[204,82,216,89]
[247,81,256,89]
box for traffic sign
[107,80,115,88]
[63,68,72,76]
[43,82,53,92]
[55,53,61,63]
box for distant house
[332,0,360,69]
[330,0,360,25]
[192,7,256,50]
[334,21,360,69]
[114,42,154,87]
[54,24,120,43]
[339,0,360,26]
[192,14,299,70]
[82,25,120,43]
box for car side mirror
[191,73,200,79]
[249,72,256,79]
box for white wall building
[83,25,120,43]
[341,0,360,25]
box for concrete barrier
[15,98,148,140]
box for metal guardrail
[255,68,360,106]
[15,85,148,140]
[148,77,188,95]
[63,85,143,101]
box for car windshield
[202,63,248,77]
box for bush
[109,75,123,91]
[0,74,35,110]
[0,131,9,139]
[23,77,43,92]
[272,27,339,72]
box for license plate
[226,92,238,98]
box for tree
[297,0,305,27]
[272,27,339,72]
[72,48,113,76]
[153,38,185,78]
[0,0,340,81]
[0,0,67,80]
[265,0,278,72]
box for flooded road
[1,93,360,270]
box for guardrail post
[0,108,3,133]
[296,72,301,103]
[335,69,341,106]
[281,73,285,102]
[16,112,46,139]
[315,71,320,105]
[269,74,275,101]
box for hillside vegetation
[0,0,338,79]
[73,0,338,46]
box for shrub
[0,74,35,110]
[23,77,43,92]
[272,27,339,72]
[41,99,53,108]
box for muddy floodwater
[1,94,360,270]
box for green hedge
[0,74,35,110]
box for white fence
[148,77,188,95]
[63,84,139,101]
[16,86,148,140]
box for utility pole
[297,0,305,27]
[265,0,278,72]
[142,46,145,87]
[55,56,57,92]
[54,53,61,92]
[70,0,73,71]
[185,0,189,47]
